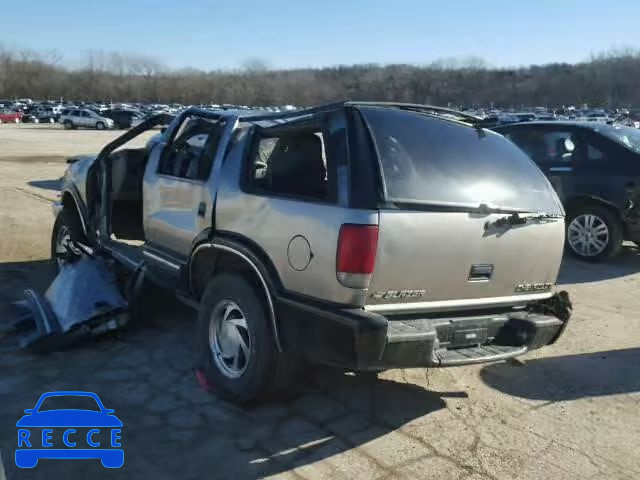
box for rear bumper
[276,292,571,369]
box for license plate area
[452,328,488,347]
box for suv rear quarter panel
[214,136,378,306]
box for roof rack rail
[183,101,491,127]
[346,101,483,123]
[238,101,347,122]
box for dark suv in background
[495,121,640,261]
[102,109,144,129]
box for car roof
[179,101,487,130]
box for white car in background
[59,108,114,130]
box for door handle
[549,167,572,173]
[197,202,206,217]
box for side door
[580,131,639,209]
[504,125,583,203]
[79,110,93,128]
[69,109,81,125]
[142,114,229,269]
[535,126,585,203]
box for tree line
[1,47,640,108]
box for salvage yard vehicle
[495,121,640,261]
[59,108,114,130]
[48,103,571,403]
[0,109,23,123]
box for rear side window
[246,127,332,202]
[360,107,561,214]
[505,129,578,164]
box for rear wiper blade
[474,203,529,215]
[486,211,563,231]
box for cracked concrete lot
[0,124,639,479]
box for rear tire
[566,205,623,262]
[195,273,298,404]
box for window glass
[597,124,640,153]
[541,131,577,163]
[587,144,604,161]
[157,117,223,180]
[360,107,561,214]
[507,129,577,164]
[248,129,329,201]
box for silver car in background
[59,108,114,130]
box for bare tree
[2,47,640,108]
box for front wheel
[63,120,73,130]
[566,205,623,261]
[96,121,105,130]
[195,273,297,404]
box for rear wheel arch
[189,237,282,351]
[564,195,622,219]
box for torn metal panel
[8,256,128,352]
[46,256,126,332]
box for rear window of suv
[359,107,562,214]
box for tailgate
[365,210,565,313]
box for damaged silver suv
[50,103,571,403]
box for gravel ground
[0,125,639,479]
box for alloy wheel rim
[209,300,251,379]
[568,214,609,257]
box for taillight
[336,224,379,289]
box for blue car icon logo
[15,391,123,468]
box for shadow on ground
[27,178,62,191]
[558,244,640,285]
[0,259,465,479]
[0,260,55,304]
[480,348,640,402]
